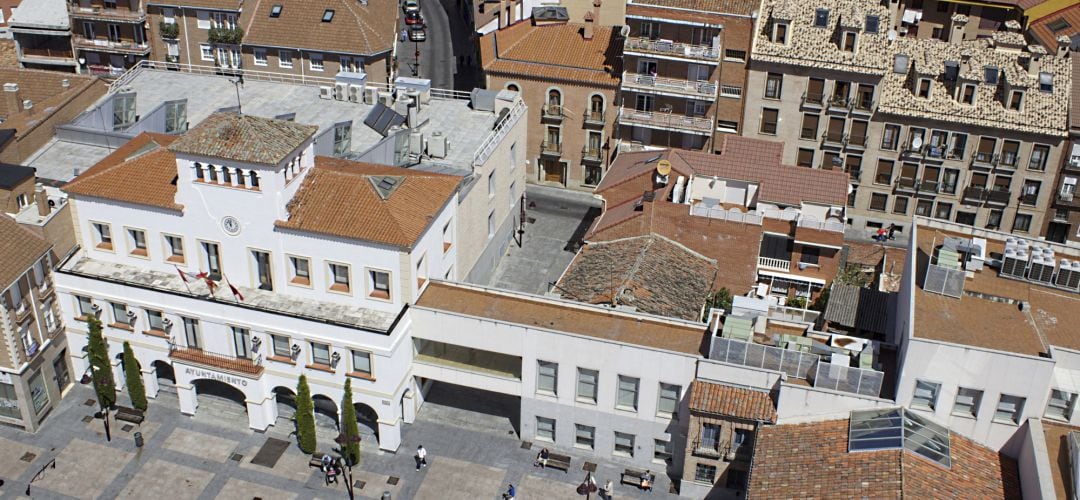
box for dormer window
[814,8,829,28]
[865,15,880,34]
[960,84,976,104]
[984,66,999,85]
[1039,72,1053,93]
[943,61,959,82]
[270,4,282,17]
[1008,90,1024,111]
[917,78,931,98]
[772,22,789,44]
[842,31,857,52]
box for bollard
[381,492,391,500]
[134,431,144,448]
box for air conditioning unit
[91,303,101,312]
[428,131,447,158]
[162,318,173,329]
[333,82,347,101]
[319,86,333,100]
[1055,259,1080,291]
[363,87,378,104]
[377,91,394,107]
[348,84,362,103]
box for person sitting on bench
[534,448,550,468]
[639,470,653,492]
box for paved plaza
[0,382,680,499]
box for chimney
[583,11,594,40]
[3,83,19,116]
[34,184,49,217]
[1004,19,1021,33]
[592,0,601,25]
[949,14,967,44]
[1058,35,1072,58]
[1027,44,1046,75]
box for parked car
[403,0,420,12]
[405,10,423,25]
[409,24,427,42]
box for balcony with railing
[821,130,846,147]
[1066,156,1080,172]
[69,4,146,22]
[986,188,1012,205]
[169,346,264,377]
[963,186,987,203]
[88,64,128,77]
[582,146,603,163]
[827,94,849,111]
[692,438,724,459]
[1057,190,1080,208]
[757,256,791,272]
[850,95,875,114]
[1020,192,1039,206]
[73,36,150,55]
[895,176,918,192]
[997,150,1019,170]
[621,71,717,100]
[801,91,825,109]
[847,134,868,149]
[540,140,562,157]
[617,107,713,135]
[542,104,564,123]
[919,179,940,194]
[583,110,605,127]
[972,151,998,168]
[624,37,720,62]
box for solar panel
[923,264,964,298]
[363,102,405,137]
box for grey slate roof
[823,283,889,335]
[168,112,318,165]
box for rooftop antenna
[230,75,244,115]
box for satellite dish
[656,160,672,176]
[911,135,923,149]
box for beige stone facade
[742,0,1071,240]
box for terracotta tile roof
[169,112,316,165]
[276,157,460,248]
[593,149,690,207]
[241,0,396,56]
[628,0,758,17]
[146,0,241,9]
[63,133,183,212]
[415,281,708,355]
[748,418,1022,499]
[480,21,622,87]
[557,234,717,321]
[688,381,776,422]
[1029,5,1080,53]
[1043,420,1080,500]
[0,69,93,120]
[0,213,50,289]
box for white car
[403,0,420,12]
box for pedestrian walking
[502,483,516,500]
[400,28,408,42]
[603,478,614,500]
[415,445,428,471]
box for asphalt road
[397,0,480,91]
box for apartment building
[1044,55,1080,243]
[743,0,1072,241]
[0,0,22,37]
[145,0,240,71]
[69,0,149,77]
[10,0,76,72]
[0,210,70,432]
[619,0,755,152]
[479,13,621,190]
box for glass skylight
[848,408,951,468]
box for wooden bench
[545,452,571,473]
[621,468,652,488]
[114,406,144,425]
[309,452,329,468]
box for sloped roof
[823,283,890,335]
[63,132,183,211]
[0,214,51,289]
[241,0,396,56]
[556,234,716,321]
[169,112,317,165]
[629,0,758,17]
[276,157,460,248]
[688,380,776,423]
[480,21,622,86]
[748,418,1022,499]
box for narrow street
[398,0,481,91]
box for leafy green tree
[86,315,116,409]
[339,379,361,466]
[296,375,317,454]
[702,287,733,321]
[122,342,147,411]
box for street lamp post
[86,366,112,442]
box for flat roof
[912,220,1080,356]
[8,0,69,29]
[414,281,708,356]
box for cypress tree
[122,342,147,411]
[296,374,317,454]
[86,315,116,409]
[340,379,361,466]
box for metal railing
[767,305,820,324]
[540,140,562,155]
[801,91,825,107]
[986,189,1012,204]
[822,130,846,145]
[625,37,720,61]
[582,146,603,162]
[168,345,264,377]
[542,104,564,119]
[709,337,819,379]
[692,439,724,458]
[796,217,845,233]
[583,110,605,125]
[850,96,875,113]
[810,360,883,397]
[72,36,150,54]
[972,151,999,166]
[618,107,713,134]
[474,98,526,166]
[109,60,348,92]
[758,256,791,272]
[622,71,718,98]
[69,5,145,21]
[847,134,868,147]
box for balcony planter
[208,26,243,45]
[159,21,178,40]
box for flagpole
[223,273,239,303]
[174,266,193,294]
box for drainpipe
[182,7,192,67]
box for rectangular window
[617,375,639,411]
[760,108,778,135]
[28,372,48,414]
[309,52,324,71]
[488,210,495,238]
[814,8,829,27]
[146,309,164,332]
[657,383,680,416]
[764,73,782,99]
[488,171,496,197]
[164,100,187,133]
[271,334,291,358]
[110,302,129,326]
[654,439,672,463]
[869,193,888,211]
[232,326,250,358]
[772,22,788,44]
[200,44,213,61]
[1046,389,1077,421]
[796,148,814,168]
[1029,144,1050,171]
[196,10,211,28]
[875,159,894,185]
[164,234,184,263]
[724,49,746,61]
[575,424,595,449]
[695,464,717,484]
[995,394,1025,424]
[536,416,555,441]
[576,368,598,403]
[332,121,351,156]
[934,202,952,221]
[614,431,635,457]
[912,380,940,410]
[252,250,273,291]
[842,31,857,51]
[961,84,976,105]
[953,387,983,417]
[310,342,331,366]
[442,220,453,252]
[369,269,390,299]
[279,50,293,68]
[0,382,18,419]
[893,196,909,215]
[328,262,351,293]
[289,256,311,285]
[917,78,931,98]
[1013,214,1032,232]
[182,317,200,349]
[720,85,742,98]
[881,124,900,150]
[76,295,94,318]
[92,222,113,250]
[200,241,222,281]
[800,113,819,140]
[351,350,373,376]
[915,199,933,217]
[537,360,558,395]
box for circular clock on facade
[222,216,241,236]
